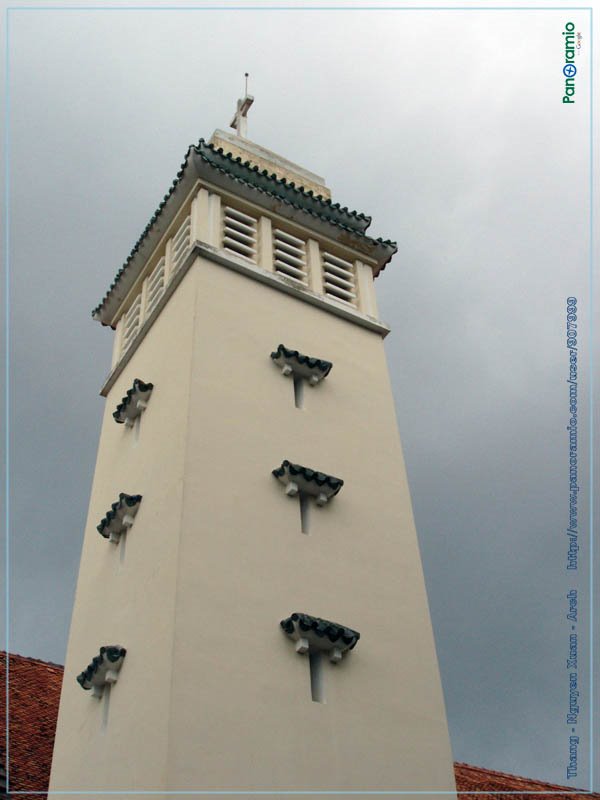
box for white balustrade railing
[121,294,142,354]
[118,214,192,360]
[145,257,166,319]
[321,251,357,307]
[223,206,257,262]
[117,200,366,363]
[273,228,308,286]
[171,216,192,276]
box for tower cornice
[98,240,391,398]
[92,139,397,327]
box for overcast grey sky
[2,0,598,792]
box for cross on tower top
[230,73,254,138]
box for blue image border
[3,2,595,795]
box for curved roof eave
[93,143,397,327]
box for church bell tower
[49,93,457,799]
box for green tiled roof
[272,461,343,495]
[197,141,373,233]
[270,344,332,377]
[97,493,142,538]
[92,139,398,324]
[113,379,154,424]
[280,613,360,649]
[76,646,126,691]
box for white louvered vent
[273,229,307,285]
[223,206,257,261]
[322,252,357,307]
[145,257,166,318]
[121,295,142,354]
[171,216,191,275]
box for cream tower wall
[50,252,456,798]
[50,130,456,798]
[49,267,199,793]
[167,257,456,793]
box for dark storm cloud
[4,1,596,790]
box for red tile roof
[1,652,597,798]
[0,651,63,798]
[455,762,595,799]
